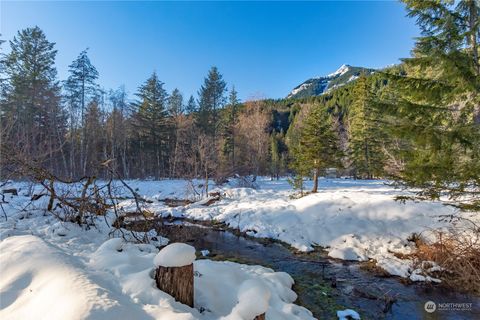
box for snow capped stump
[154,243,196,307]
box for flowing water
[145,220,480,320]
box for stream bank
[138,219,480,320]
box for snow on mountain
[327,64,350,77]
[287,64,375,99]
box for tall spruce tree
[185,95,197,114]
[168,88,184,117]
[222,86,239,172]
[291,105,341,193]
[347,73,385,179]
[1,26,66,175]
[0,36,6,89]
[64,49,99,176]
[64,49,99,125]
[196,66,227,138]
[168,88,184,177]
[106,87,129,177]
[131,72,170,178]
[270,131,284,180]
[381,0,480,209]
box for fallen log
[161,198,194,207]
[2,188,18,196]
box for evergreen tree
[222,86,239,172]
[1,26,66,175]
[291,106,341,193]
[196,66,227,138]
[185,95,197,114]
[347,73,385,179]
[168,88,184,177]
[0,36,6,89]
[64,49,99,124]
[106,87,129,177]
[381,0,480,209]
[270,132,282,180]
[84,99,105,174]
[168,88,184,117]
[64,49,99,176]
[131,72,170,178]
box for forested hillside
[286,64,375,99]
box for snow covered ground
[0,180,315,320]
[1,177,476,319]
[119,177,476,279]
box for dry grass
[411,218,480,295]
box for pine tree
[168,88,184,177]
[1,26,67,175]
[291,105,341,193]
[84,99,105,174]
[381,0,480,209]
[270,132,282,180]
[64,49,99,126]
[131,72,170,178]
[185,95,197,114]
[347,73,385,179]
[0,36,6,90]
[64,49,99,176]
[168,88,184,117]
[222,86,239,172]
[106,87,129,177]
[196,66,227,138]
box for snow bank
[337,309,360,320]
[0,235,151,320]
[154,243,196,267]
[223,279,271,320]
[195,260,314,320]
[173,178,464,278]
[87,177,468,280]
[0,232,314,320]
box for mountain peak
[327,64,350,78]
[287,65,375,99]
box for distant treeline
[1,1,479,209]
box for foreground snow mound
[221,279,271,320]
[91,238,315,320]
[337,309,361,320]
[195,260,314,320]
[1,236,314,320]
[0,235,152,320]
[154,243,196,267]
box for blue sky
[1,1,419,100]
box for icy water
[149,221,479,320]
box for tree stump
[254,313,266,320]
[155,263,194,307]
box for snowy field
[1,177,477,319]
[120,177,475,279]
[0,180,315,320]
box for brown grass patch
[410,218,480,295]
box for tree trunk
[155,263,194,307]
[204,168,209,195]
[312,166,319,193]
[254,314,266,320]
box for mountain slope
[287,64,375,99]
